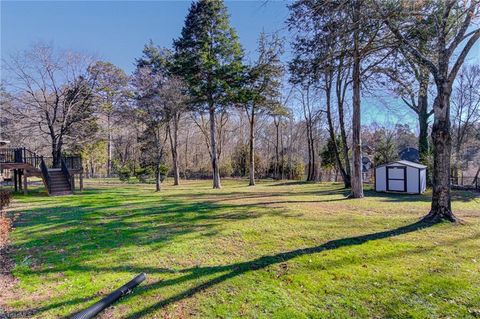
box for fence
[451,176,479,191]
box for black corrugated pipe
[70,273,146,319]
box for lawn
[2,179,480,318]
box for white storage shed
[375,160,427,194]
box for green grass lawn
[2,179,480,318]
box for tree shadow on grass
[269,180,346,187]
[6,195,300,281]
[119,219,437,319]
[1,296,95,319]
[363,189,479,203]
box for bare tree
[296,83,322,181]
[289,0,389,196]
[132,66,168,191]
[2,43,97,167]
[375,47,434,163]
[381,0,480,222]
[242,32,284,186]
[451,65,480,183]
[163,76,188,186]
[88,61,130,177]
[136,42,189,186]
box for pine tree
[173,0,244,189]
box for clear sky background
[1,1,289,73]
[2,0,479,130]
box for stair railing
[60,157,73,191]
[40,157,51,194]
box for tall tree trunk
[472,167,480,187]
[168,121,181,186]
[338,103,351,186]
[51,140,58,168]
[248,106,256,186]
[453,142,462,185]
[350,4,364,198]
[310,127,316,181]
[274,118,280,179]
[336,59,352,187]
[155,162,161,192]
[280,123,285,180]
[287,118,293,180]
[423,81,456,222]
[418,69,430,164]
[107,114,112,177]
[173,119,180,185]
[184,128,190,179]
[209,102,221,189]
[325,74,349,188]
[52,139,63,169]
[90,159,95,177]
[306,123,312,181]
[107,130,112,177]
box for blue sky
[1,1,290,73]
[1,1,479,130]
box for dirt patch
[0,209,25,319]
[0,212,12,248]
[0,246,19,319]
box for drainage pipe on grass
[70,273,146,319]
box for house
[375,160,427,194]
[399,147,420,163]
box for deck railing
[62,155,83,171]
[0,147,82,170]
[0,147,43,168]
[0,148,19,164]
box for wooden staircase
[48,169,73,196]
[1,147,82,196]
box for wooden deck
[0,147,83,195]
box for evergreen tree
[173,0,244,189]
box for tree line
[1,0,479,223]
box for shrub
[118,167,131,181]
[289,159,305,180]
[0,189,11,210]
[160,164,169,182]
[135,167,151,183]
[220,161,233,177]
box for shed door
[386,166,406,192]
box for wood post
[13,169,18,192]
[71,173,75,191]
[23,171,28,195]
[80,173,84,191]
[18,170,23,191]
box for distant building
[0,140,10,147]
[362,156,372,172]
[399,147,420,163]
[362,156,374,183]
[375,160,427,194]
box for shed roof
[376,160,427,169]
